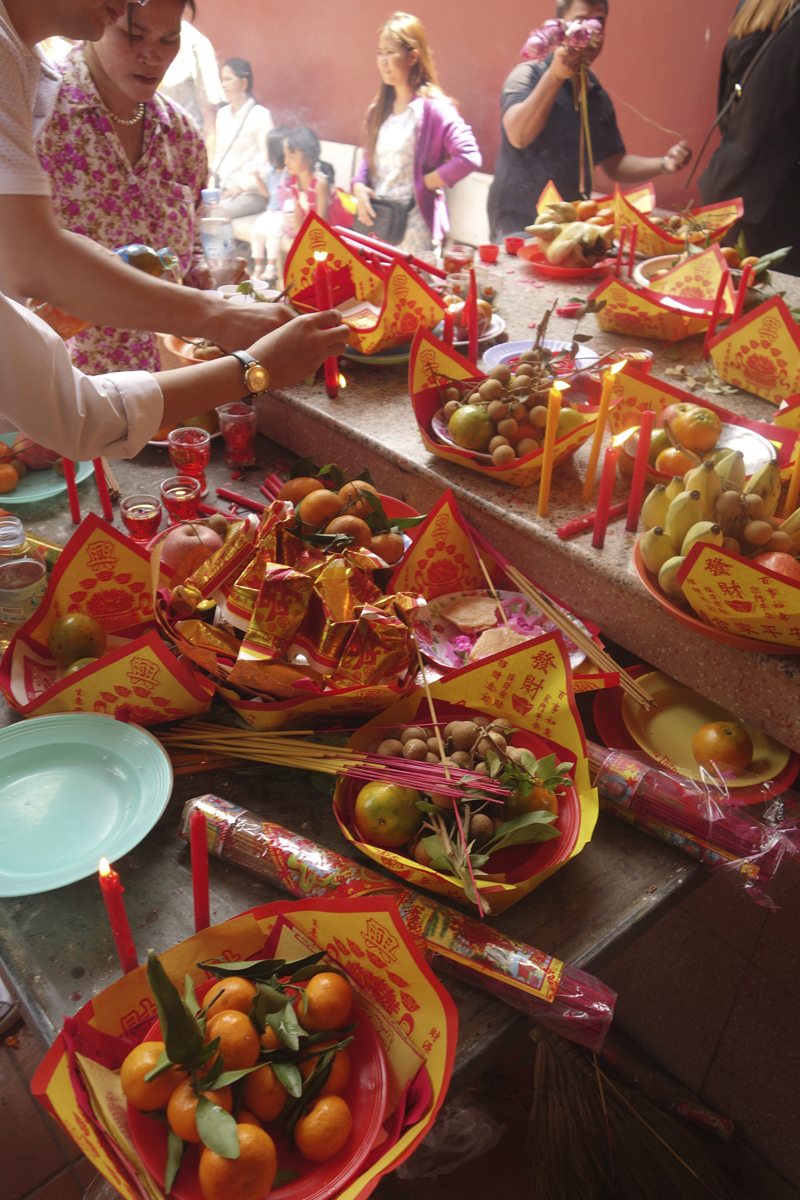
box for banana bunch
[639,454,795,604]
[525,203,610,268]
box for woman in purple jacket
[352,12,481,253]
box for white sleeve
[192,32,226,109]
[0,294,164,461]
[0,38,50,194]
[242,106,273,177]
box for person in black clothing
[699,0,800,276]
[487,0,692,239]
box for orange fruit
[448,405,494,451]
[48,614,107,664]
[370,532,405,564]
[204,976,257,1021]
[354,781,423,849]
[576,200,598,220]
[237,1109,263,1129]
[655,447,695,477]
[672,406,723,453]
[260,1027,282,1051]
[276,476,325,505]
[508,421,537,446]
[720,246,740,269]
[505,784,559,820]
[297,972,354,1033]
[120,1041,187,1111]
[325,514,372,548]
[295,1095,353,1162]
[204,1010,260,1071]
[198,1123,277,1200]
[167,1080,233,1143]
[299,1041,351,1096]
[0,443,14,465]
[692,721,753,771]
[338,480,380,519]
[0,464,19,493]
[298,488,343,532]
[153,423,178,441]
[740,255,760,269]
[241,1062,288,1123]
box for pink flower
[542,19,566,45]
[521,28,552,61]
[565,18,604,51]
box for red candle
[98,858,138,974]
[93,459,113,521]
[443,311,454,345]
[467,267,479,365]
[557,499,628,540]
[313,251,340,399]
[190,809,210,932]
[626,408,655,532]
[63,458,81,524]
[627,225,638,276]
[702,269,730,359]
[731,263,752,325]
[592,444,619,549]
[215,487,266,512]
[616,225,628,276]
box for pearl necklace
[106,102,145,127]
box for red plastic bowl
[478,244,500,264]
[127,986,388,1200]
[504,236,525,256]
[336,701,582,884]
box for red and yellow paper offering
[613,187,742,257]
[709,294,800,404]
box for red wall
[194,0,736,209]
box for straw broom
[526,1028,743,1200]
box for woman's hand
[221,184,243,200]
[247,309,351,389]
[354,182,376,227]
[661,140,693,174]
[423,170,444,191]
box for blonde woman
[700,0,800,275]
[352,12,481,253]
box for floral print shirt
[36,46,208,374]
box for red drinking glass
[160,475,201,522]
[120,493,162,542]
[167,427,211,495]
[443,244,474,274]
[216,402,257,468]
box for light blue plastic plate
[0,432,92,507]
[0,714,173,896]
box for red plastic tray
[518,242,615,278]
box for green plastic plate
[0,432,92,507]
[0,713,173,896]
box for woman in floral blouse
[36,0,240,374]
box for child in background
[249,125,289,283]
[281,127,333,253]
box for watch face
[246,364,269,393]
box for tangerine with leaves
[204,1009,260,1070]
[203,976,257,1020]
[120,1041,187,1111]
[338,480,379,518]
[167,1080,233,1143]
[325,514,372,548]
[298,488,343,532]
[237,1109,263,1129]
[297,972,354,1033]
[276,477,325,505]
[370,532,405,564]
[241,1062,288,1123]
[295,1094,353,1162]
[692,721,753,771]
[354,782,423,849]
[198,1123,277,1200]
[260,1026,282,1051]
[299,1041,351,1096]
[671,407,723,454]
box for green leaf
[428,854,456,875]
[274,1169,301,1187]
[197,958,285,981]
[422,834,448,861]
[279,951,326,978]
[143,1048,174,1084]
[195,1045,225,1090]
[255,982,293,1012]
[249,991,268,1034]
[754,245,792,274]
[184,975,200,1018]
[483,814,562,855]
[353,467,376,486]
[266,999,302,1051]
[146,950,204,1068]
[594,299,607,313]
[212,1064,265,1089]
[289,963,347,984]
[520,749,539,774]
[289,456,317,480]
[485,749,501,778]
[469,853,491,870]
[388,515,427,532]
[734,230,748,260]
[144,1109,170,1124]
[317,463,347,492]
[573,333,592,343]
[164,1130,186,1195]
[416,800,445,814]
[273,1061,304,1098]
[196,1094,240,1159]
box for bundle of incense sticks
[179,795,616,1049]
[588,740,800,886]
[157,721,510,799]
[503,564,654,710]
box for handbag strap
[212,99,257,187]
[686,1,800,187]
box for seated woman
[281,127,332,251]
[352,12,481,254]
[36,0,245,375]
[212,57,274,218]
[248,125,289,283]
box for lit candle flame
[612,429,632,448]
[609,359,626,377]
[552,380,570,392]
[313,251,328,264]
[99,857,111,876]
[338,374,347,389]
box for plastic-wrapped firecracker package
[588,741,800,903]
[179,795,616,1050]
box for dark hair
[127,0,195,41]
[556,0,608,14]
[267,125,289,170]
[223,57,253,94]
[285,127,334,184]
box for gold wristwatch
[229,350,269,395]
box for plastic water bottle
[199,187,237,286]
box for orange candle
[538,383,567,517]
[582,360,626,502]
